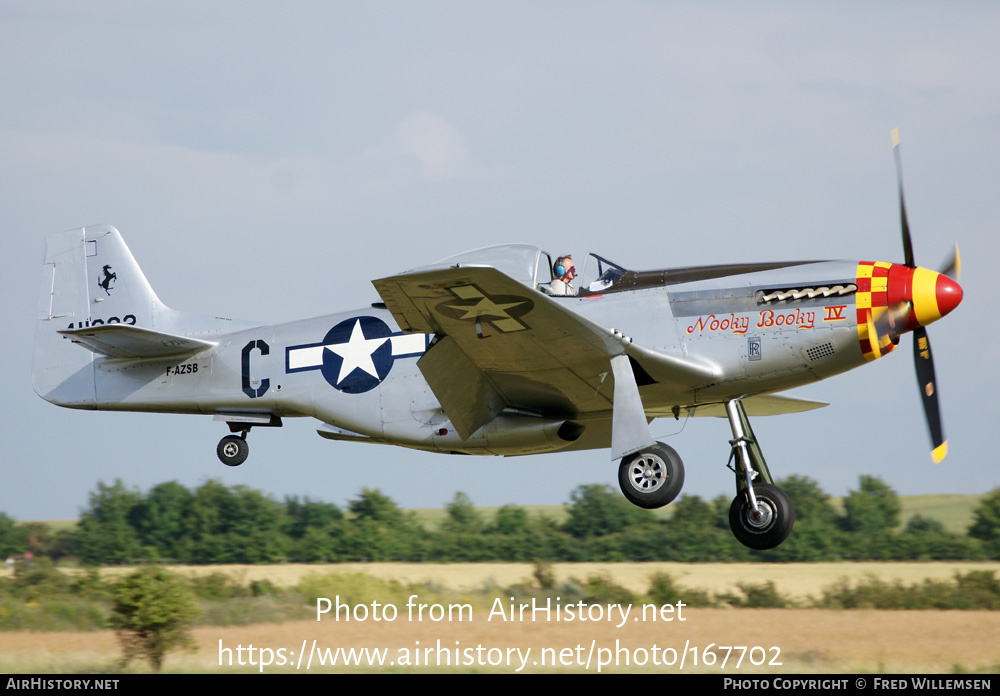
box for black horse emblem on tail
[98,265,117,296]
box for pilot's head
[554,255,576,280]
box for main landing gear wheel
[728,483,794,550]
[618,442,685,509]
[217,435,249,467]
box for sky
[2,2,998,520]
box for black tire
[618,442,685,509]
[217,435,249,467]
[728,483,794,550]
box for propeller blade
[864,310,884,359]
[874,300,911,341]
[890,131,955,464]
[912,326,947,463]
[938,244,962,282]
[892,128,916,268]
[861,304,903,359]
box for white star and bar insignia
[285,316,427,393]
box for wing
[680,394,828,418]
[373,265,717,454]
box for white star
[324,320,389,384]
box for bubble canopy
[415,244,629,293]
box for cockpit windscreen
[579,253,628,294]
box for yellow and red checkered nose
[856,261,963,361]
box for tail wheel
[217,435,249,467]
[618,442,685,509]
[728,483,794,550]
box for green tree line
[2,477,999,564]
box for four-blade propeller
[891,128,960,463]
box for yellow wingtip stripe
[931,441,948,464]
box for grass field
[0,609,996,674]
[54,560,999,602]
[0,562,997,674]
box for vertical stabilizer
[32,225,169,407]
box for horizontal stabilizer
[316,423,384,443]
[58,324,216,360]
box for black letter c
[242,340,270,398]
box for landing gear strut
[213,413,282,467]
[724,399,794,549]
[618,441,685,509]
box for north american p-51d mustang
[32,133,962,549]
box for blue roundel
[320,316,394,393]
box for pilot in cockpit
[548,255,577,296]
